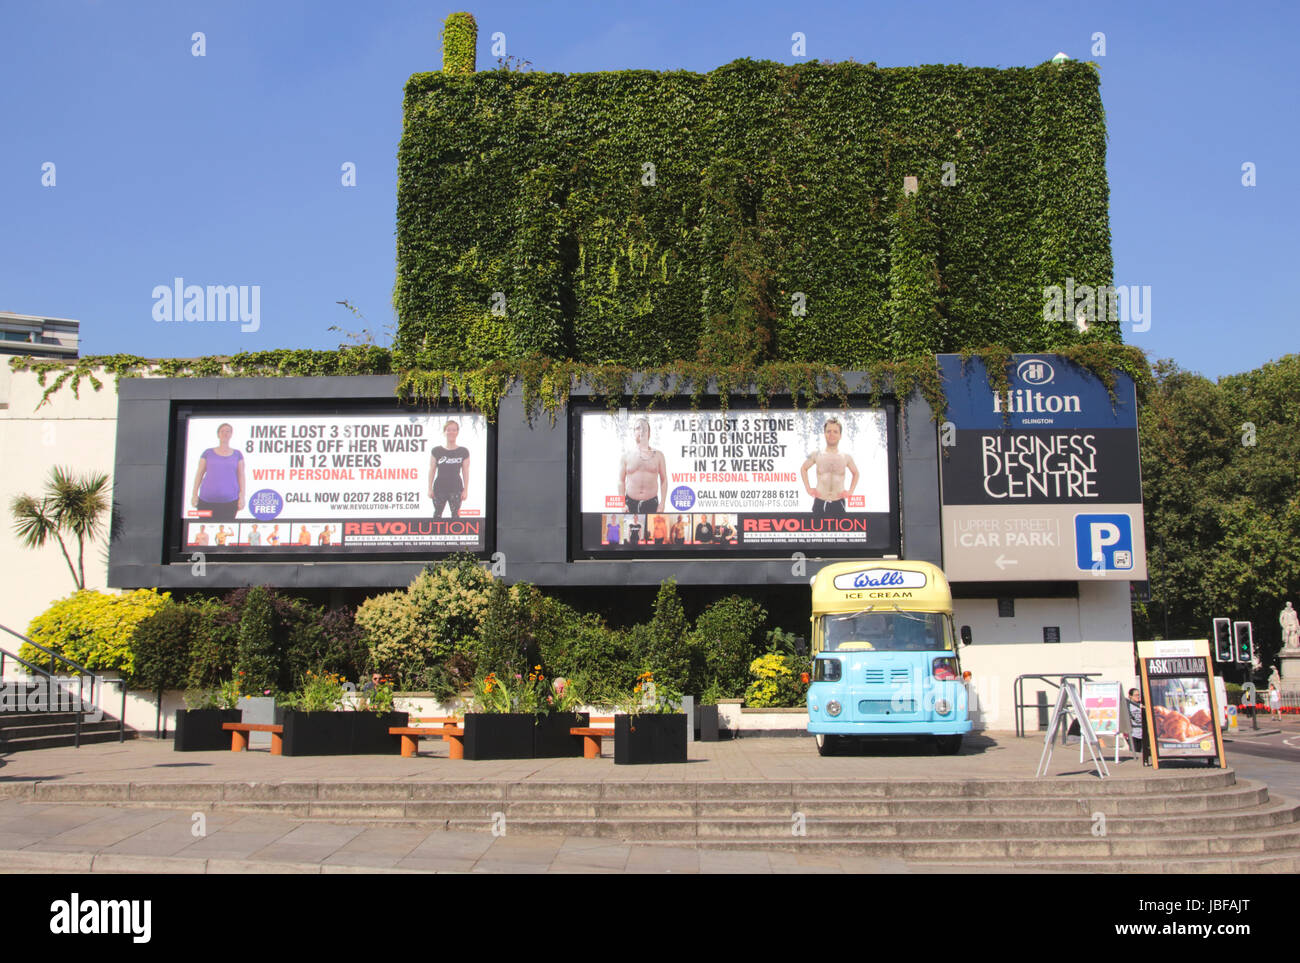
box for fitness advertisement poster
[175,411,489,555]
[574,405,899,557]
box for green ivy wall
[395,58,1116,368]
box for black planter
[351,711,410,754]
[277,709,409,756]
[462,713,537,760]
[615,713,688,765]
[174,709,242,751]
[533,712,589,758]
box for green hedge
[396,59,1116,368]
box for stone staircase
[14,769,1297,872]
[0,710,136,752]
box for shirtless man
[618,417,668,514]
[670,515,688,544]
[800,417,859,516]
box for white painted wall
[0,368,119,651]
[955,582,1137,731]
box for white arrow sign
[995,554,1019,570]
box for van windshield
[821,611,952,652]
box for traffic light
[1233,621,1254,664]
[1212,618,1233,663]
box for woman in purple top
[190,423,246,522]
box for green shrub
[645,579,692,694]
[690,596,768,698]
[21,589,168,675]
[130,600,199,692]
[236,586,281,695]
[186,596,240,689]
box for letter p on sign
[1074,514,1134,572]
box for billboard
[938,354,1146,581]
[173,409,491,557]
[573,405,900,557]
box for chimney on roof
[442,12,478,74]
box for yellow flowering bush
[744,653,808,708]
[21,589,169,675]
[356,559,493,687]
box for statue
[1282,602,1300,652]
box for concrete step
[9,771,1240,803]
[1,728,136,752]
[0,719,129,741]
[6,770,1291,869]
[167,786,1280,830]
[0,711,98,729]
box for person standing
[1269,683,1283,721]
[190,422,246,522]
[429,420,471,519]
[1126,688,1146,763]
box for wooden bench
[570,716,615,759]
[222,722,284,755]
[389,717,464,758]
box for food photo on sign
[575,406,899,556]
[1135,640,1225,768]
[175,411,490,555]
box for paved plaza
[0,731,1206,874]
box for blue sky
[2,0,1294,379]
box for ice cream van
[807,560,971,755]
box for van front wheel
[935,735,962,755]
[815,734,840,756]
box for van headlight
[826,700,842,717]
[935,699,951,716]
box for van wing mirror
[960,625,972,646]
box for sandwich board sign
[1036,681,1109,778]
[1082,680,1125,763]
[1136,639,1226,769]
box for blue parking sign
[1074,514,1134,571]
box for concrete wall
[0,368,118,646]
[956,582,1136,731]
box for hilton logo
[1016,359,1054,386]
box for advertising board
[573,405,899,557]
[938,354,1146,581]
[1136,639,1226,769]
[173,409,491,557]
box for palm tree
[10,467,111,590]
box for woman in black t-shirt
[429,420,471,518]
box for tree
[10,467,110,590]
[1137,356,1300,683]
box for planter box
[615,713,688,765]
[277,709,409,756]
[533,712,589,758]
[463,713,537,760]
[174,709,242,751]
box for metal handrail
[0,622,116,747]
[1013,672,1101,738]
